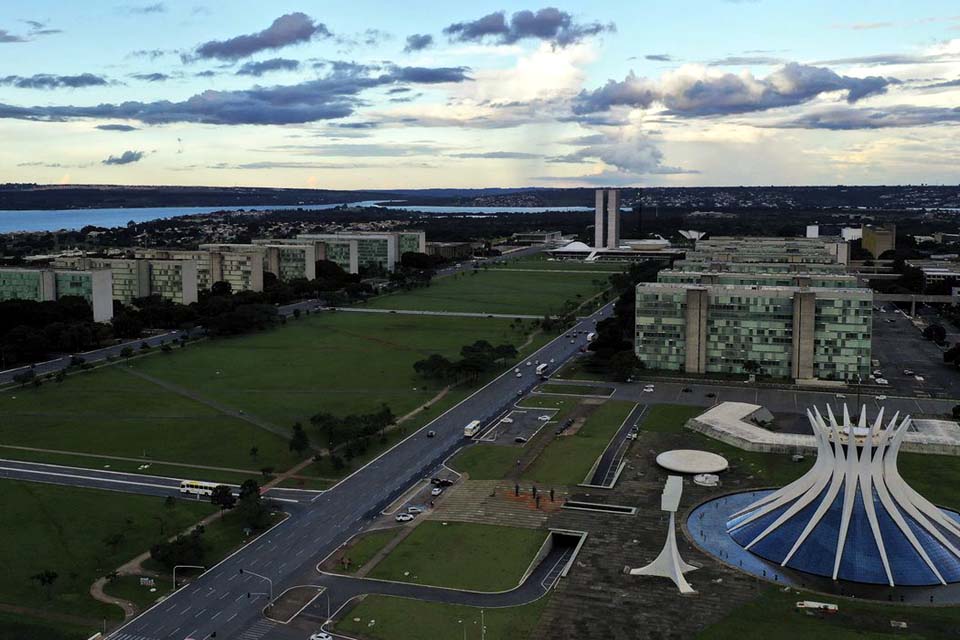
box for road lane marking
[0,465,175,491]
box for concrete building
[135,248,263,293]
[658,270,859,289]
[510,230,563,245]
[594,189,621,249]
[204,243,317,282]
[53,256,199,305]
[672,260,847,275]
[295,231,426,274]
[862,224,896,258]
[688,236,850,266]
[546,240,684,266]
[425,241,477,260]
[634,282,872,382]
[0,267,113,322]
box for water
[0,201,592,233]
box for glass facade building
[0,267,113,321]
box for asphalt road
[0,459,321,504]
[103,303,613,640]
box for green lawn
[364,268,607,315]
[524,400,636,486]
[640,404,705,433]
[700,587,960,639]
[341,528,401,574]
[367,522,546,591]
[0,611,90,640]
[450,443,523,480]
[102,574,171,611]
[490,255,624,272]
[0,480,214,622]
[336,594,549,640]
[537,383,612,396]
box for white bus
[464,420,482,437]
[179,480,219,497]
[535,363,549,377]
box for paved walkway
[429,479,564,529]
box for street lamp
[239,568,273,606]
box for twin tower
[594,189,621,249]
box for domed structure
[727,405,960,586]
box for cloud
[403,34,434,53]
[0,73,108,89]
[128,48,175,59]
[816,52,959,66]
[768,105,960,129]
[0,64,471,125]
[188,12,331,61]
[335,29,390,49]
[0,29,27,43]
[708,55,786,66]
[131,72,170,82]
[96,123,139,131]
[1,20,61,43]
[449,151,542,159]
[128,2,166,14]
[270,142,445,157]
[236,58,300,76]
[645,54,672,62]
[443,8,614,47]
[102,150,145,165]
[549,131,678,174]
[923,77,960,88]
[572,62,897,116]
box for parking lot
[871,304,960,400]
[479,406,558,445]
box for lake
[0,201,593,234]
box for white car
[538,415,551,421]
[903,369,915,376]
[431,487,443,497]
[407,506,424,514]
[642,386,654,393]
[877,395,887,401]
[876,378,889,385]
[310,633,333,640]
[514,368,520,373]
[501,417,514,424]
[835,393,846,399]
[515,372,522,378]
[526,361,532,366]
[915,375,925,382]
[395,513,414,522]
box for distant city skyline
[2,1,959,188]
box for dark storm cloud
[236,58,300,76]
[0,73,109,89]
[96,124,139,131]
[102,150,145,165]
[0,64,471,126]
[572,62,897,116]
[443,7,614,47]
[404,33,434,52]
[131,72,171,82]
[188,12,331,61]
[769,105,960,130]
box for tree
[210,281,233,297]
[12,369,36,387]
[923,324,947,345]
[743,360,761,375]
[289,422,310,455]
[945,344,960,367]
[30,570,58,600]
[609,350,641,382]
[239,479,260,501]
[210,484,236,511]
[953,405,960,419]
[249,446,259,460]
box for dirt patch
[558,399,604,437]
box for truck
[464,420,481,437]
[586,332,597,343]
[535,363,549,378]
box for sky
[1,1,959,189]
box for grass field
[0,480,213,624]
[340,528,401,574]
[536,383,613,396]
[336,594,549,640]
[490,255,624,272]
[367,522,546,591]
[524,400,636,485]
[364,268,608,315]
[700,587,960,639]
[640,404,706,432]
[0,611,90,640]
[1,313,543,481]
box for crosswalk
[109,634,156,640]
[236,618,277,640]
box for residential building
[0,267,113,322]
[862,224,896,258]
[634,282,872,381]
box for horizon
[2,1,959,189]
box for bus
[464,420,482,437]
[535,363,549,378]
[179,480,220,497]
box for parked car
[432,478,454,487]
[681,387,692,393]
[877,395,888,401]
[904,368,915,376]
[501,417,514,424]
[407,506,424,514]
[876,378,889,385]
[835,393,846,399]
[705,392,716,398]
[538,415,551,421]
[395,513,414,522]
[514,436,528,443]
[310,633,333,640]
[431,487,443,497]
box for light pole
[239,568,273,606]
[172,564,205,590]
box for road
[101,303,612,640]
